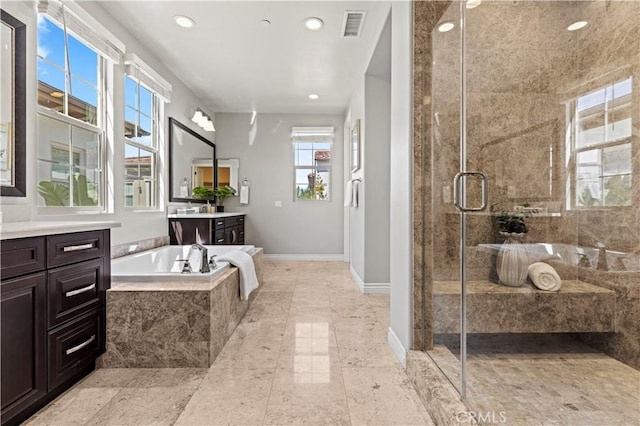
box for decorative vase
[216,205,224,213]
[496,232,529,287]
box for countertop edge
[167,212,246,219]
[1,220,122,240]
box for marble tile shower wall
[413,1,639,351]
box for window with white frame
[36,0,124,209]
[292,127,333,201]
[123,55,170,209]
[571,77,633,208]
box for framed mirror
[216,158,240,194]
[169,117,216,202]
[1,10,26,197]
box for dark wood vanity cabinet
[0,230,110,425]
[169,215,245,245]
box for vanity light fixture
[567,21,588,31]
[437,21,455,33]
[308,94,319,100]
[191,109,215,132]
[174,15,195,28]
[305,17,324,31]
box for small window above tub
[291,127,334,201]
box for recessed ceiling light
[308,94,319,100]
[567,21,588,31]
[466,0,482,9]
[174,15,195,28]
[305,17,324,31]
[437,21,455,33]
[50,91,64,98]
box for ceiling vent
[341,10,367,37]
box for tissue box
[176,208,199,215]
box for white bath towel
[528,262,562,292]
[344,179,353,207]
[218,250,259,299]
[240,185,250,204]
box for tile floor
[27,261,433,426]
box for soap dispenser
[179,178,189,197]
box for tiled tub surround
[100,248,263,368]
[110,235,170,259]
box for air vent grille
[342,10,367,37]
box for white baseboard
[388,327,407,367]
[350,266,390,294]
[263,254,344,261]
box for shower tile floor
[26,261,433,425]
[429,334,640,425]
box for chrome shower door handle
[453,171,488,212]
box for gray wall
[214,113,344,256]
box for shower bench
[433,280,616,334]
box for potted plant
[191,186,214,200]
[213,185,236,212]
[496,212,528,237]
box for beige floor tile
[343,367,434,426]
[264,367,351,425]
[125,367,207,389]
[175,368,274,426]
[26,388,121,426]
[76,368,144,388]
[87,387,195,425]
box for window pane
[576,179,602,207]
[124,144,140,178]
[125,107,138,139]
[603,144,631,175]
[139,86,153,117]
[577,110,605,148]
[138,148,154,178]
[68,34,98,86]
[125,76,137,109]
[37,159,71,207]
[37,16,65,67]
[603,174,631,206]
[295,168,329,200]
[74,168,100,207]
[71,126,100,171]
[70,78,98,124]
[37,64,66,112]
[136,113,153,146]
[576,149,601,180]
[296,149,314,166]
[125,179,154,208]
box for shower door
[430,0,639,421]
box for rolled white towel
[528,262,562,292]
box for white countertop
[167,212,246,219]
[0,220,121,240]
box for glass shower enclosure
[425,1,639,423]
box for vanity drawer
[214,230,226,244]
[225,216,240,227]
[213,218,226,231]
[47,231,105,268]
[48,309,102,391]
[48,259,103,328]
[1,237,46,280]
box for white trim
[350,266,390,294]
[388,327,407,367]
[263,254,344,262]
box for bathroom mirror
[169,117,216,202]
[0,10,26,197]
[216,158,240,194]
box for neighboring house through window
[292,127,334,201]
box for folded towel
[217,250,259,299]
[528,262,562,291]
[240,185,249,204]
[344,179,353,207]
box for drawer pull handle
[63,243,94,252]
[66,335,96,355]
[65,283,96,297]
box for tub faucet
[191,244,211,273]
[595,242,608,271]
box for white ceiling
[99,1,391,114]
